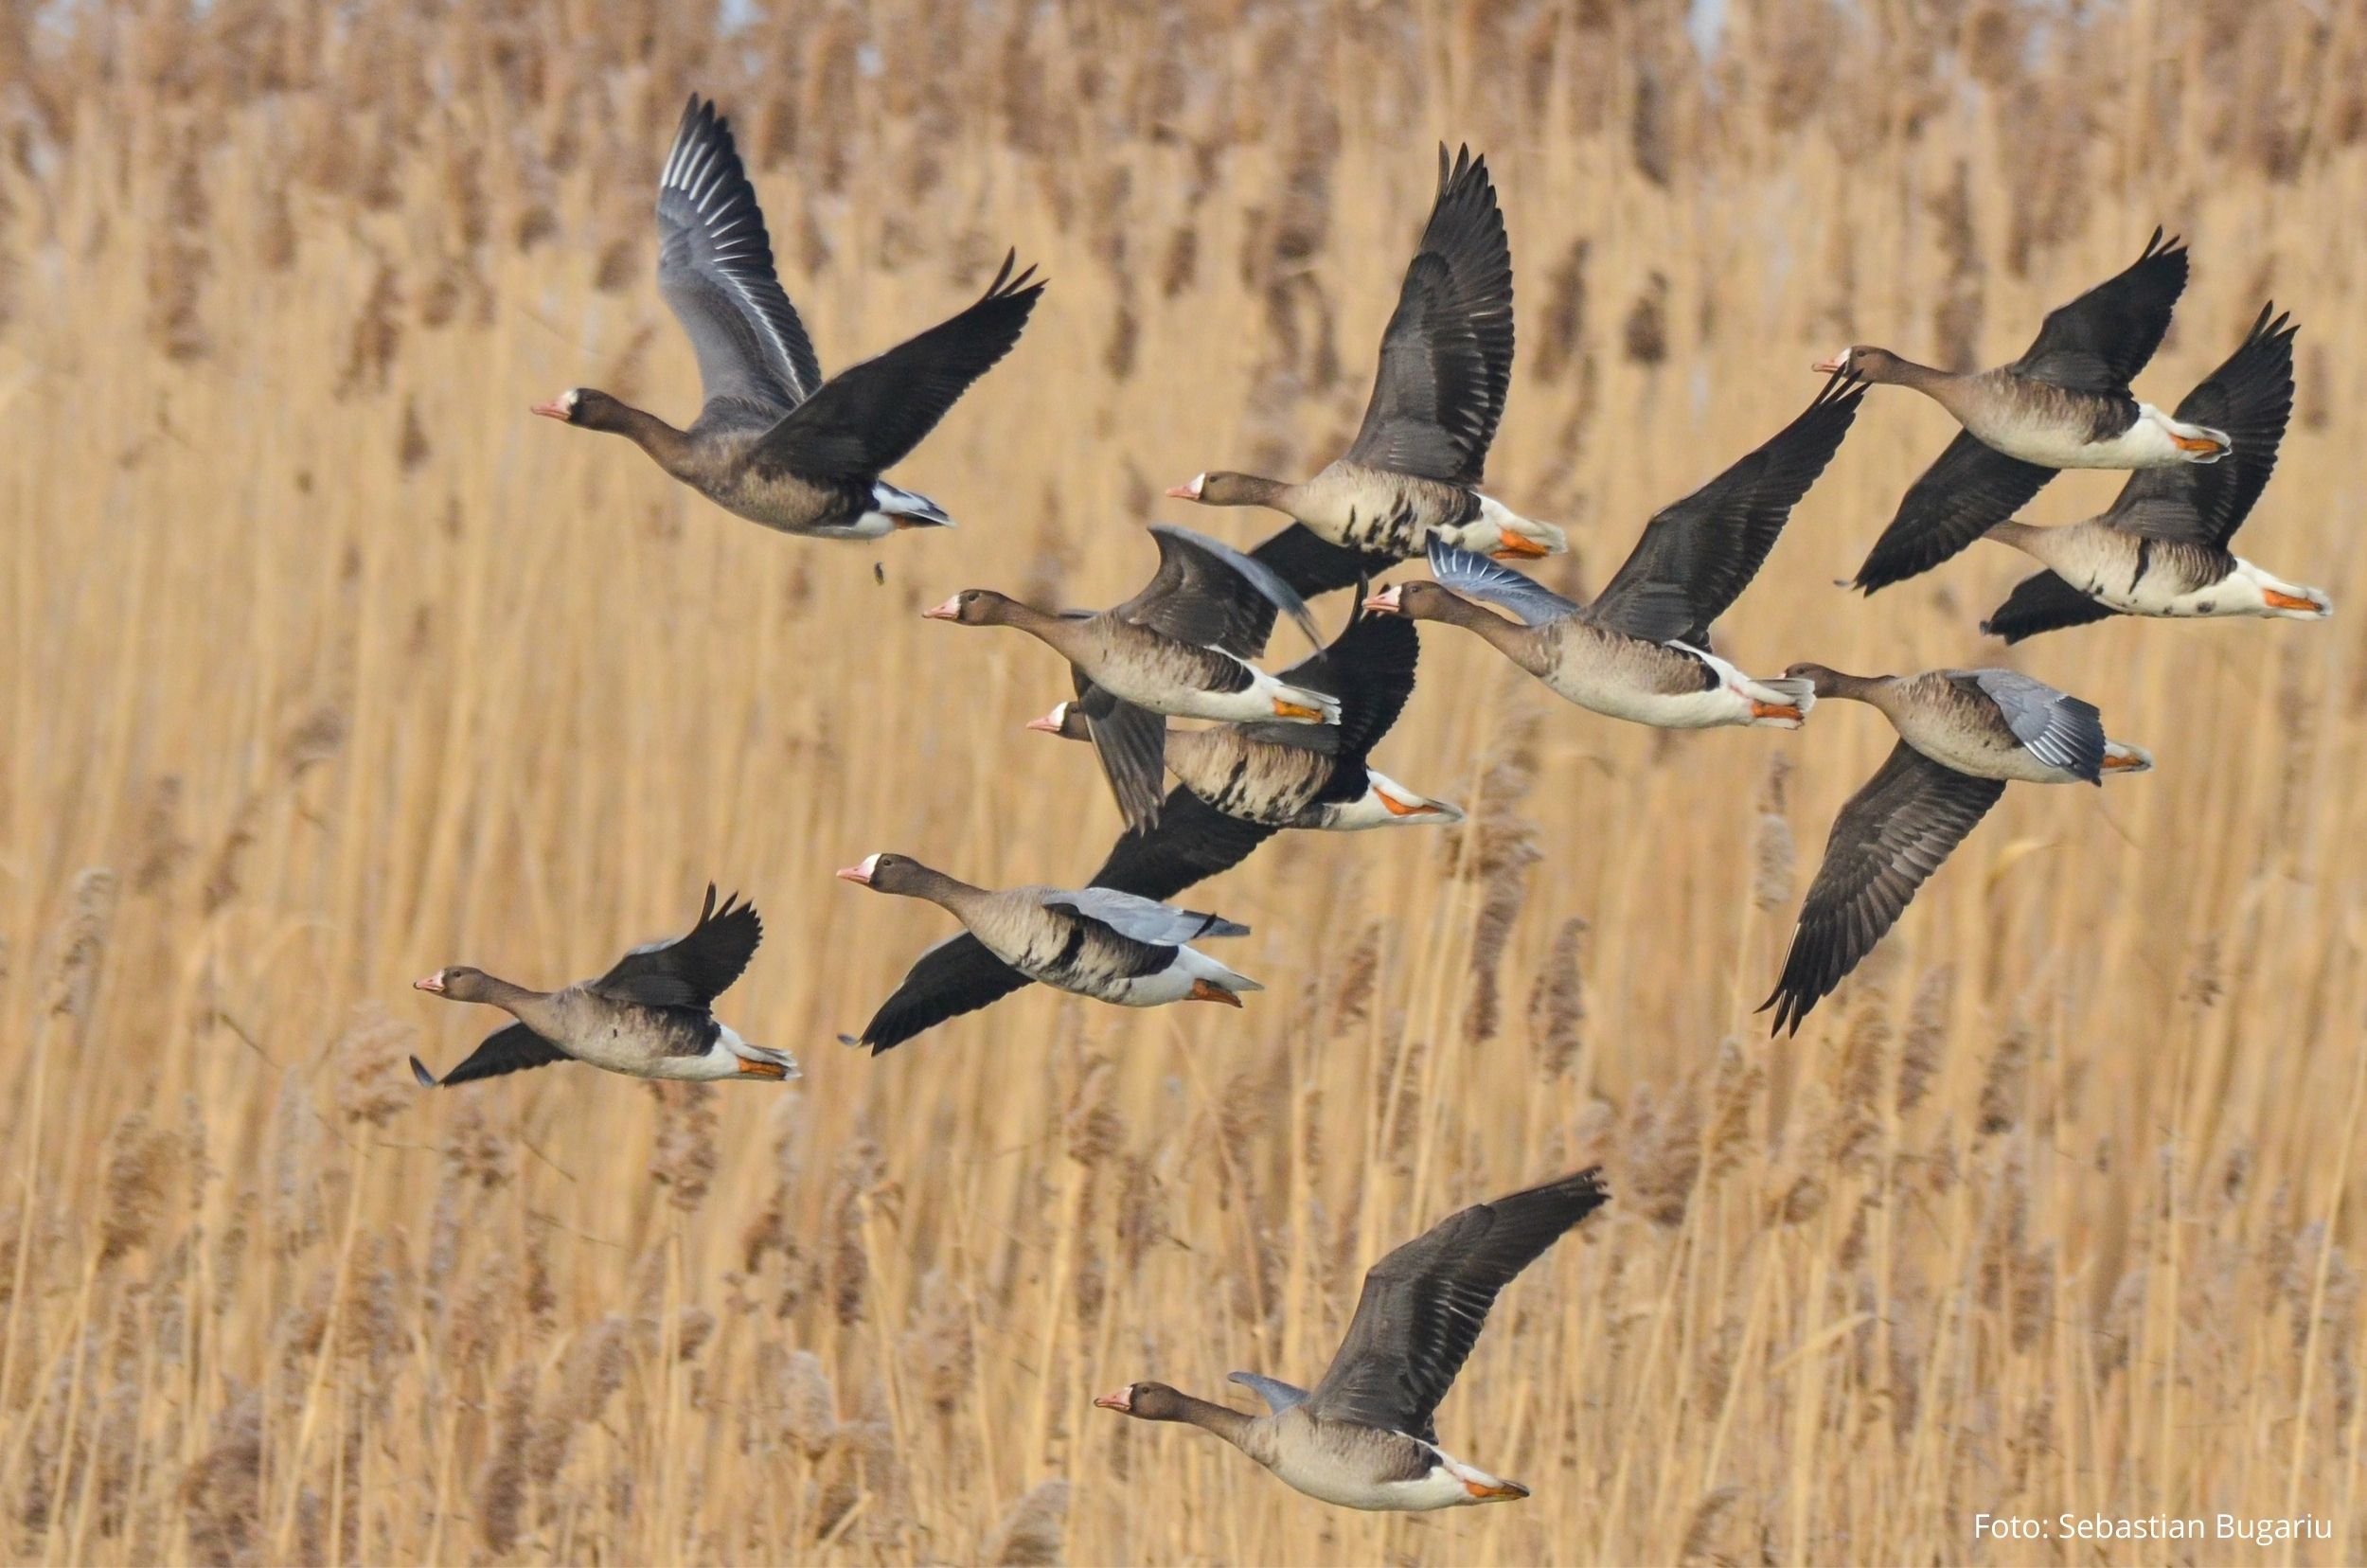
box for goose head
[1093,1381,1190,1420]
[1025,701,1092,740]
[529,387,632,429]
[922,589,1019,626]
[1810,346,1908,382]
[835,852,934,896]
[413,965,495,1003]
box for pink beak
[1165,483,1200,500]
[413,971,447,994]
[1366,584,1405,615]
[835,864,874,885]
[1092,1389,1131,1412]
[921,596,964,621]
[528,400,572,421]
[1024,713,1064,734]
[1809,354,1848,374]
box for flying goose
[1761,668,2153,1034]
[1167,145,1563,591]
[531,95,1042,539]
[408,886,795,1085]
[1369,375,1863,729]
[837,854,1261,1012]
[848,615,1433,1052]
[924,524,1340,729]
[1982,305,2328,639]
[1095,1169,1610,1511]
[1832,230,2220,591]
[1028,608,1463,832]
[841,792,1275,1053]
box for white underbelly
[1898,726,2066,785]
[1540,666,1751,729]
[1266,1455,1469,1512]
[1971,408,2184,470]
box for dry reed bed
[2,0,2366,1562]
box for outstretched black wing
[589,885,762,1009]
[411,1023,571,1088]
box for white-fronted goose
[1762,668,2153,1034]
[925,524,1340,728]
[837,853,1261,1011]
[1834,230,2218,591]
[1982,306,2329,639]
[841,793,1274,1053]
[1167,146,1563,582]
[408,886,795,1085]
[1369,376,1862,729]
[532,96,1042,540]
[1028,608,1463,832]
[1095,1169,1609,1511]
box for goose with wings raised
[1981,305,2329,640]
[924,524,1340,727]
[1167,145,1563,597]
[836,853,1261,1011]
[1833,230,2222,591]
[1762,668,2153,1035]
[408,886,795,1086]
[1368,374,1862,730]
[1027,604,1461,834]
[531,95,1042,540]
[1094,1170,1609,1511]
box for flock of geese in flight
[401,96,2329,1510]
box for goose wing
[847,795,1275,1053]
[1343,146,1515,486]
[410,1022,570,1088]
[1251,524,1404,600]
[1305,1169,1610,1445]
[2011,228,2188,393]
[1428,539,1579,627]
[1036,887,1247,944]
[1970,670,2106,782]
[751,253,1042,480]
[1851,431,2057,594]
[1587,374,1862,644]
[1761,742,2004,1036]
[2108,305,2297,547]
[1078,690,1173,834]
[588,885,762,1009]
[1981,569,2118,644]
[655,96,822,414]
[1117,524,1323,656]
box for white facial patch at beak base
[1165,473,1206,501]
[413,971,447,993]
[834,854,881,885]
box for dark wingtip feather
[409,1055,439,1088]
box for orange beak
[1490,535,1551,561]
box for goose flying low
[532,94,1041,539]
[1095,1169,1610,1510]
[409,886,796,1085]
